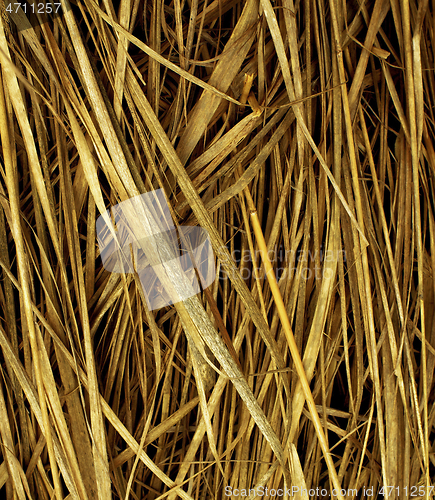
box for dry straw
[0,0,433,498]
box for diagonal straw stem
[242,185,344,500]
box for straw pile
[0,0,433,498]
